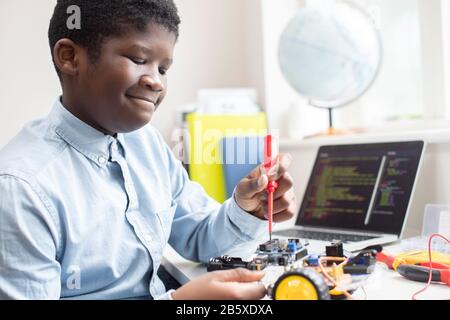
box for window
[348,0,423,123]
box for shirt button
[98,156,107,164]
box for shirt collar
[48,98,125,166]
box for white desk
[162,241,449,300]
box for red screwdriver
[264,134,278,241]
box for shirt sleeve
[0,175,61,299]
[160,137,267,264]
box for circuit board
[207,238,308,272]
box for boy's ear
[53,39,83,77]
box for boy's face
[66,22,176,134]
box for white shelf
[280,128,450,149]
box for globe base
[305,127,365,139]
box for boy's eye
[128,57,146,65]
[159,67,168,76]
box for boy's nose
[139,74,164,92]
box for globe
[278,1,382,133]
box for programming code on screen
[298,142,423,234]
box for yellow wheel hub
[275,275,319,300]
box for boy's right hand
[171,268,267,300]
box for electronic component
[344,250,377,274]
[207,255,269,272]
[206,238,307,272]
[206,256,249,272]
[257,239,308,266]
[306,254,320,267]
[207,240,379,300]
[326,241,344,258]
[299,243,377,299]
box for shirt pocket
[155,204,177,242]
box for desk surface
[162,241,449,300]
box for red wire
[411,233,450,300]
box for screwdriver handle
[264,135,273,170]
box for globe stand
[305,108,364,139]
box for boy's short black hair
[48,0,180,77]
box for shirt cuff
[226,192,267,241]
[154,289,176,300]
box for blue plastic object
[287,241,298,252]
[221,136,265,199]
[307,255,320,266]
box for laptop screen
[296,141,425,235]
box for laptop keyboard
[274,229,376,243]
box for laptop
[274,141,426,252]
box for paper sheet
[438,211,450,238]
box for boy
[0,0,296,300]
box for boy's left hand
[234,153,296,222]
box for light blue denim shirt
[0,98,266,300]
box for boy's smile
[60,22,177,135]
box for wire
[411,233,450,300]
[318,257,354,299]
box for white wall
[0,0,265,147]
[260,0,327,137]
[158,0,265,143]
[441,0,450,119]
[419,0,446,119]
[0,0,60,148]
